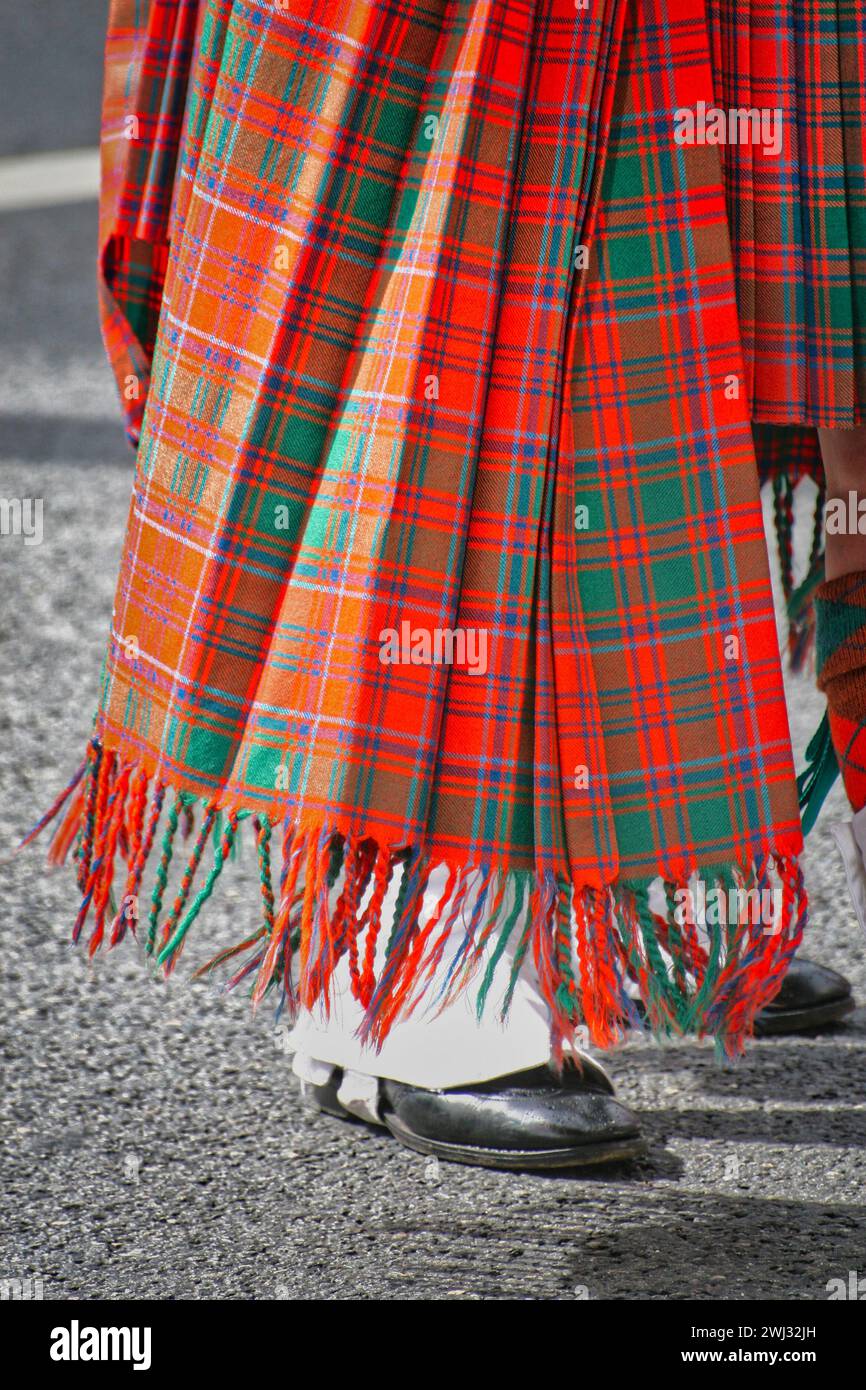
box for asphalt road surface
[1,5,864,1304]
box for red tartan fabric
[708,0,866,431]
[98,0,201,444]
[707,1,866,650]
[38,0,810,1054]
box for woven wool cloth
[706,1,866,664]
[35,0,810,1058]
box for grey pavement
[1,11,865,1304]
[0,0,103,158]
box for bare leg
[818,425,866,578]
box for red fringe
[25,744,808,1058]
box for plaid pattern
[50,0,808,1051]
[708,2,866,662]
[816,574,866,808]
[567,9,801,880]
[707,0,866,430]
[99,0,201,444]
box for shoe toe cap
[383,1079,641,1154]
[771,957,852,1010]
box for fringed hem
[24,739,808,1060]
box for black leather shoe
[754,957,854,1036]
[304,1058,646,1171]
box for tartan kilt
[709,0,866,433]
[32,0,809,1057]
[707,1,866,652]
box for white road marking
[0,148,99,211]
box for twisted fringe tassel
[22,745,808,1058]
[770,469,826,674]
[772,472,796,610]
